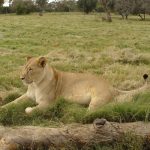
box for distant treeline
[0,0,150,20]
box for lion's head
[20,56,47,85]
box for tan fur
[2,57,149,114]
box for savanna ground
[0,12,150,149]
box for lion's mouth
[22,80,33,85]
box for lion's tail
[115,74,149,96]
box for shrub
[77,0,98,14]
[12,0,35,15]
[0,6,14,14]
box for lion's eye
[29,68,33,71]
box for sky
[3,0,77,7]
[3,0,57,7]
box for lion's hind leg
[88,97,105,111]
[88,94,112,111]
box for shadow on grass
[1,92,150,126]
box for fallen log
[0,118,150,150]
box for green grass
[0,12,150,128]
[0,96,87,126]
[1,92,150,127]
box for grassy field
[0,13,150,128]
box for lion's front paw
[25,107,33,114]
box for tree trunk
[39,6,43,16]
[106,11,112,22]
[125,15,128,20]
[144,13,146,20]
[101,0,112,22]
[139,14,144,20]
[1,119,150,149]
[121,14,124,19]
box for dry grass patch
[46,47,150,89]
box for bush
[0,6,14,14]
[115,0,132,19]
[12,0,35,15]
[131,0,150,20]
[77,0,98,14]
[46,0,77,12]
[95,3,105,12]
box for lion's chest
[35,91,47,104]
[27,83,55,104]
[27,86,43,103]
[35,87,54,104]
[27,90,35,100]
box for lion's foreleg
[25,102,49,114]
[2,94,28,108]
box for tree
[36,0,48,15]
[132,0,145,20]
[0,0,4,6]
[59,0,77,12]
[1,119,150,149]
[114,0,150,20]
[132,0,150,20]
[77,0,97,14]
[115,0,132,19]
[38,0,77,12]
[145,0,150,15]
[99,0,113,22]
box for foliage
[12,0,35,15]
[99,0,114,21]
[0,6,13,14]
[77,0,98,14]
[95,2,104,12]
[46,0,77,12]
[115,0,132,19]
[131,0,150,20]
[115,0,150,20]
[36,0,48,11]
[100,0,115,11]
[0,0,4,6]
[1,0,150,19]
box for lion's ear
[38,57,47,68]
[26,56,33,62]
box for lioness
[2,56,149,114]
